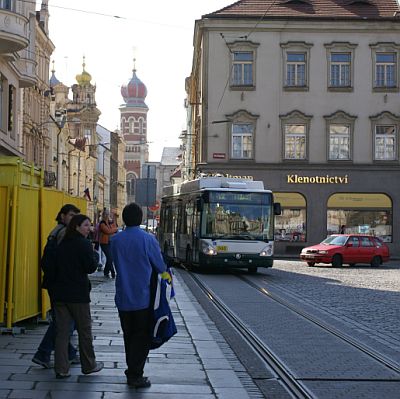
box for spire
[133,58,136,73]
[75,55,92,86]
[49,60,61,87]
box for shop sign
[287,174,349,184]
[213,153,226,159]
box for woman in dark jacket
[53,214,104,379]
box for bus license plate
[216,245,228,251]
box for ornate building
[120,60,149,203]
[21,0,55,182]
[48,58,100,218]
[0,0,49,158]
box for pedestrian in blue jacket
[111,202,166,388]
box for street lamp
[50,109,67,190]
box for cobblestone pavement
[256,260,400,362]
[0,271,253,399]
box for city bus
[158,176,281,272]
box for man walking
[32,204,81,368]
[111,203,166,388]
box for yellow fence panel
[0,186,10,323]
[39,189,88,318]
[11,187,41,324]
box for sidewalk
[0,270,252,399]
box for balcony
[0,7,29,54]
[14,55,36,87]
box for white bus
[158,176,281,272]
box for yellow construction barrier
[0,157,88,329]
[39,189,87,319]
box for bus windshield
[201,192,274,241]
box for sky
[40,0,230,161]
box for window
[330,53,351,87]
[0,0,13,10]
[227,41,258,89]
[325,43,357,91]
[286,53,306,87]
[274,192,306,242]
[327,193,392,242]
[375,125,396,160]
[370,43,400,91]
[281,42,312,90]
[329,124,350,160]
[129,119,134,133]
[324,111,356,162]
[231,123,253,159]
[370,111,400,161]
[8,84,14,137]
[232,51,253,86]
[376,53,396,88]
[284,124,306,159]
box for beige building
[0,1,51,159]
[188,0,400,256]
[21,1,55,182]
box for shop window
[327,193,392,242]
[274,192,306,242]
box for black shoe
[82,361,104,375]
[32,356,51,369]
[56,372,71,379]
[127,376,151,388]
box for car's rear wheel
[370,256,382,267]
[332,254,343,267]
[307,262,315,267]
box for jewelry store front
[201,166,399,258]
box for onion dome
[121,59,147,108]
[49,61,60,86]
[75,56,92,86]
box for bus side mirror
[274,203,281,215]
[196,198,203,212]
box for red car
[300,234,390,267]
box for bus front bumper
[199,253,273,268]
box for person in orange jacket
[99,209,118,278]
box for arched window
[129,118,134,133]
[327,193,392,242]
[274,192,307,242]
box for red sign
[213,153,226,159]
[148,201,160,212]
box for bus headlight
[202,243,217,256]
[259,246,272,256]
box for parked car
[300,234,390,267]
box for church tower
[120,59,149,203]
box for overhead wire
[215,0,278,109]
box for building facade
[188,0,400,256]
[0,0,47,158]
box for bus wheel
[248,266,258,274]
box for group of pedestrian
[33,202,168,388]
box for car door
[345,236,360,264]
[359,236,374,263]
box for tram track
[182,266,400,398]
[184,267,313,399]
[238,274,400,375]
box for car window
[348,237,359,247]
[360,237,374,247]
[322,235,347,246]
[373,237,383,247]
